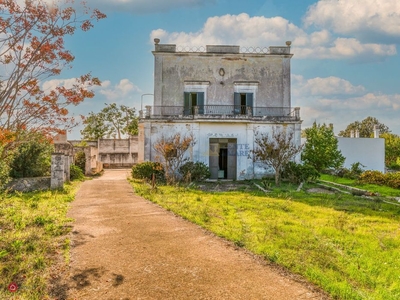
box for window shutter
[184,92,190,115]
[197,92,204,114]
[234,92,241,114]
[246,93,253,107]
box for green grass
[131,179,400,300]
[320,174,400,197]
[0,184,79,299]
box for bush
[131,161,164,181]
[9,132,53,178]
[0,144,12,190]
[358,170,387,185]
[358,170,400,189]
[70,164,85,181]
[335,162,365,179]
[385,172,400,189]
[179,161,210,182]
[74,151,86,173]
[281,162,320,184]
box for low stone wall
[7,177,51,192]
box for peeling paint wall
[142,120,301,180]
[154,52,292,108]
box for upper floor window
[183,81,209,116]
[234,92,253,115]
[184,92,204,115]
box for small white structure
[337,137,385,173]
[138,39,302,180]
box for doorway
[209,138,237,180]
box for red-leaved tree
[0,0,106,135]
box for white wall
[337,137,385,172]
[143,120,301,180]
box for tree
[380,132,400,168]
[338,116,390,137]
[80,112,111,140]
[0,0,106,135]
[153,133,196,184]
[81,103,138,140]
[250,127,303,186]
[302,122,345,172]
[9,131,53,178]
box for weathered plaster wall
[153,52,292,108]
[141,120,301,180]
[337,137,385,172]
[98,137,138,168]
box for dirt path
[62,169,328,299]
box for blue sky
[51,0,400,139]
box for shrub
[281,162,320,184]
[9,132,53,178]
[0,144,12,190]
[70,164,85,181]
[179,161,210,182]
[335,162,365,179]
[358,170,387,186]
[385,172,400,189]
[131,161,164,181]
[74,151,86,173]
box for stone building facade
[138,39,302,180]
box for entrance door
[209,139,237,180]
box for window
[184,92,204,115]
[234,92,253,115]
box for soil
[51,169,330,300]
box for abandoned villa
[137,39,301,180]
[49,38,383,187]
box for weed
[130,179,400,299]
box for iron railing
[143,105,300,121]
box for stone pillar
[64,155,71,182]
[51,153,65,189]
[145,105,152,118]
[194,106,199,116]
[294,107,300,120]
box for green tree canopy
[338,116,390,137]
[81,103,138,140]
[380,132,400,168]
[302,122,345,172]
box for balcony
[140,105,300,121]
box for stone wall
[7,177,51,192]
[98,137,138,168]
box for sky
[48,0,400,139]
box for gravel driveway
[61,169,328,299]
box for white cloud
[304,0,400,43]
[42,78,80,91]
[293,76,366,97]
[99,79,140,100]
[292,75,400,133]
[150,13,397,61]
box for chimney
[374,125,380,138]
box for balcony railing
[141,105,300,121]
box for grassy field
[0,184,79,299]
[131,179,400,300]
[320,174,400,197]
